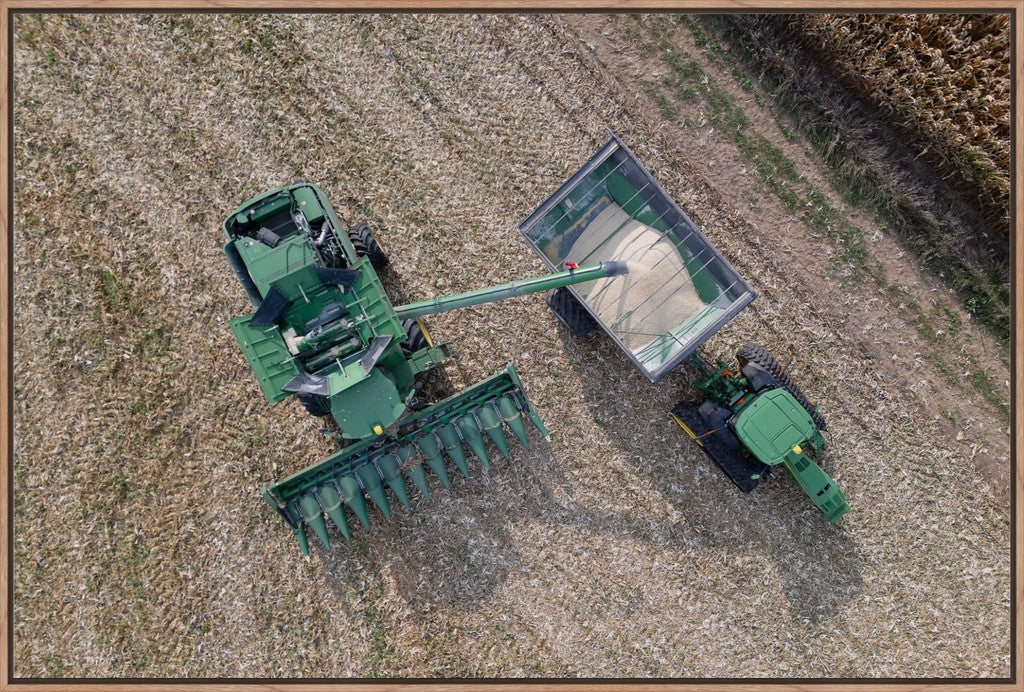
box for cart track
[11,12,1010,678]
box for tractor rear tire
[348,221,389,270]
[736,342,827,431]
[400,318,429,357]
[296,393,331,417]
[547,287,597,337]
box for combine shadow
[312,296,860,624]
[317,435,571,609]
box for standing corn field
[785,14,1010,240]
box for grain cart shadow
[552,328,864,624]
[313,323,861,623]
[318,428,571,608]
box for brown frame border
[0,2,1019,690]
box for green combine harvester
[519,134,848,522]
[225,135,846,557]
[223,182,627,556]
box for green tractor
[223,181,627,556]
[670,346,848,522]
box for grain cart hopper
[223,182,627,556]
[518,134,848,522]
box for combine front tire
[400,318,429,357]
[736,342,827,431]
[348,221,389,270]
[296,393,330,417]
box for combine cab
[223,182,627,556]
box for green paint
[224,182,594,553]
[732,389,817,466]
[393,261,627,321]
[687,352,847,522]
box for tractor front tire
[736,342,827,431]
[348,221,389,270]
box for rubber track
[671,401,767,493]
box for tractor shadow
[544,327,865,624]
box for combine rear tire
[296,393,330,417]
[736,342,827,431]
[547,287,597,337]
[348,221,389,270]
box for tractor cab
[673,344,848,523]
[731,388,821,466]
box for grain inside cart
[520,134,756,380]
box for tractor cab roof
[732,388,817,466]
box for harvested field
[11,12,1011,679]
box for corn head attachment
[262,364,546,557]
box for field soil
[11,13,1011,678]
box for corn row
[786,14,1009,235]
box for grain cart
[224,182,627,556]
[518,134,848,522]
